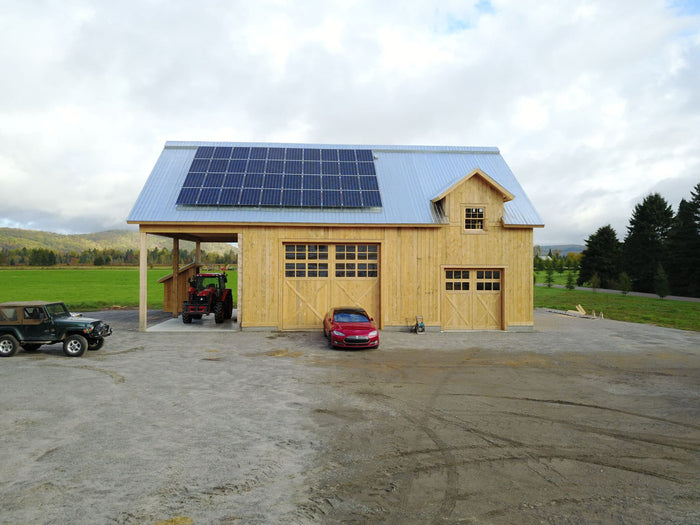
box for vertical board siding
[150,173,535,331]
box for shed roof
[127,141,544,227]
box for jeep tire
[88,338,104,351]
[63,334,87,357]
[0,334,20,357]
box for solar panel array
[176,146,382,208]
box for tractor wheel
[224,296,233,319]
[214,301,224,324]
[63,334,87,357]
[182,311,192,324]
[0,334,20,357]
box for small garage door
[441,269,502,330]
[282,243,380,330]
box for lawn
[534,269,578,286]
[534,286,699,332]
[0,267,238,311]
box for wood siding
[141,172,535,331]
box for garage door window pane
[476,269,501,292]
[445,269,469,291]
[285,263,295,277]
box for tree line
[575,183,699,297]
[0,246,238,267]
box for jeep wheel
[63,334,87,357]
[214,301,224,324]
[88,338,104,351]
[0,334,20,357]
[182,311,192,324]
[22,343,42,352]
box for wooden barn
[127,142,544,332]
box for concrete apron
[148,309,239,332]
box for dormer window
[464,206,485,231]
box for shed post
[172,238,179,317]
[139,231,148,332]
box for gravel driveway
[1,309,698,524]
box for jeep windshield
[46,303,71,318]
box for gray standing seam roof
[127,141,544,227]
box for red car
[323,307,379,349]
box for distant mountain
[536,244,585,255]
[0,228,236,255]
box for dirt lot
[1,310,698,524]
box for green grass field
[0,267,238,311]
[533,269,699,331]
[0,267,695,331]
[534,286,699,332]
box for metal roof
[127,141,544,227]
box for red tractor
[181,271,234,324]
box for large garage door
[282,243,380,330]
[441,269,502,330]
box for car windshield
[334,311,369,323]
[46,303,70,317]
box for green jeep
[0,301,112,357]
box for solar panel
[213,147,232,159]
[362,190,382,207]
[261,188,282,206]
[281,189,302,206]
[199,188,220,204]
[323,191,341,207]
[178,146,382,208]
[203,173,224,187]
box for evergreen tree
[665,198,700,296]
[654,264,669,298]
[545,267,554,287]
[577,225,621,288]
[618,272,631,295]
[623,194,673,293]
[565,271,575,290]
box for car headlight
[332,330,345,337]
[368,330,378,337]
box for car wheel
[63,334,87,357]
[22,343,42,352]
[88,338,104,351]
[0,334,20,357]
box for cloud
[0,0,698,245]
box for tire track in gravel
[357,366,462,524]
[445,393,700,430]
[43,363,126,384]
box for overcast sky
[1,0,698,245]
